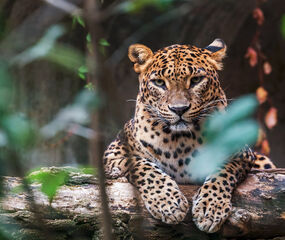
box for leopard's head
[128,39,227,131]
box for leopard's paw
[143,182,189,224]
[192,185,232,233]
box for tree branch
[1,168,285,239]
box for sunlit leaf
[27,170,69,204]
[245,47,258,67]
[74,15,85,27]
[78,72,86,79]
[265,107,278,129]
[78,65,88,80]
[86,33,91,43]
[253,8,264,25]
[78,65,88,73]
[99,38,110,47]
[263,61,272,75]
[256,86,268,104]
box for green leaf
[78,72,86,80]
[27,170,69,204]
[99,38,110,47]
[41,171,69,204]
[78,65,88,73]
[281,15,285,39]
[75,16,85,27]
[78,65,88,80]
[86,33,91,43]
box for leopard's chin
[169,119,191,132]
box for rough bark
[1,167,285,239]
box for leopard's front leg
[127,156,189,224]
[192,150,255,233]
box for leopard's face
[129,40,227,131]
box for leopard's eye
[152,79,166,88]
[191,76,205,86]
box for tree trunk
[1,167,285,239]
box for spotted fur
[104,39,275,233]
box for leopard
[103,39,275,233]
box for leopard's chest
[158,143,202,184]
[134,121,204,184]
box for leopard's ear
[128,44,153,73]
[204,39,227,70]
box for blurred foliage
[99,38,110,47]
[0,17,99,217]
[1,114,37,149]
[118,0,174,13]
[0,64,12,113]
[11,25,66,66]
[78,65,88,80]
[281,14,285,38]
[188,95,259,181]
[0,65,37,151]
[27,167,96,204]
[40,89,99,139]
[72,15,85,28]
[47,43,85,72]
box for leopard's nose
[168,104,190,116]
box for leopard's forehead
[146,44,215,80]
